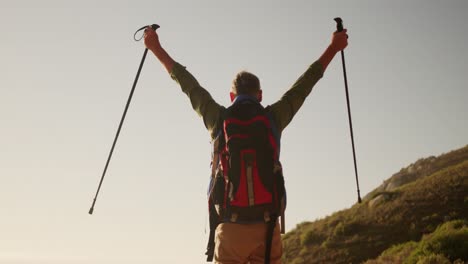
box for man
[144,25,348,264]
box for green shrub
[333,222,345,237]
[382,241,418,258]
[415,254,450,264]
[442,219,466,230]
[300,229,324,246]
[362,241,418,263]
[290,257,305,264]
[421,228,468,261]
[406,220,468,263]
[321,237,337,249]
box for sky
[1,0,467,263]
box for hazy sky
[1,0,467,263]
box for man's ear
[257,90,263,102]
[230,92,236,102]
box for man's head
[230,71,262,102]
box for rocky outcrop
[384,156,436,191]
[368,192,391,207]
[365,145,468,201]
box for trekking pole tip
[358,196,362,204]
[89,198,97,215]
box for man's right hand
[144,26,161,52]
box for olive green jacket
[170,61,324,140]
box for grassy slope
[365,220,468,264]
[282,145,468,264]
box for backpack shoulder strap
[265,106,281,159]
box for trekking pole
[89,24,160,215]
[333,17,362,203]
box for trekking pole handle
[134,24,160,41]
[146,24,160,31]
[334,17,344,32]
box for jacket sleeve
[170,62,225,139]
[268,61,324,132]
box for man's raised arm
[269,29,349,132]
[143,27,224,139]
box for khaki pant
[214,221,282,264]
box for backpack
[205,97,286,262]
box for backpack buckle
[264,211,271,222]
[230,212,238,222]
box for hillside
[282,145,468,264]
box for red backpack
[206,97,286,262]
